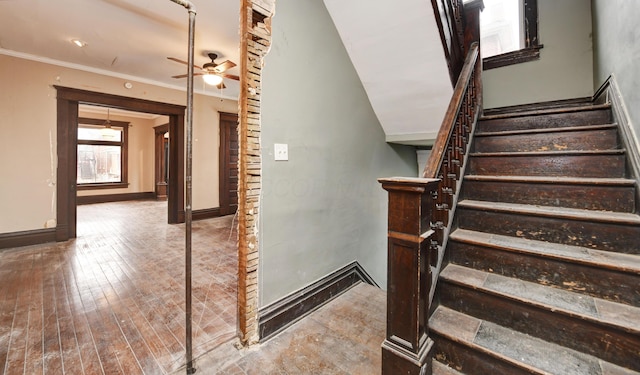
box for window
[77,117,129,189]
[480,0,542,70]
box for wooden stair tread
[482,97,594,117]
[458,199,640,225]
[463,175,635,186]
[431,306,640,375]
[450,229,640,275]
[475,123,618,137]
[440,264,640,335]
[479,103,612,121]
[433,360,466,375]
[470,149,626,157]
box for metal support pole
[168,0,197,374]
[184,12,196,375]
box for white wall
[0,54,237,234]
[259,0,417,307]
[483,0,594,108]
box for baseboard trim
[77,192,155,205]
[258,261,378,342]
[594,75,640,212]
[192,207,222,221]
[0,228,56,250]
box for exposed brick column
[237,0,275,346]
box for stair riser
[468,154,627,178]
[439,282,640,371]
[457,208,640,253]
[432,334,537,375]
[478,109,612,132]
[473,128,618,153]
[461,180,636,212]
[448,240,640,306]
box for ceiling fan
[169,53,239,89]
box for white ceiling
[0,0,241,99]
[1,0,453,145]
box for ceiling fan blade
[167,57,203,70]
[172,72,205,79]
[221,73,240,81]
[212,60,236,73]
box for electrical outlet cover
[274,143,288,161]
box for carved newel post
[378,177,440,375]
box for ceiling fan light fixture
[202,73,223,86]
[71,39,87,48]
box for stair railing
[424,42,480,279]
[378,2,482,373]
[431,0,466,85]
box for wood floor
[1,200,388,374]
[186,282,386,375]
[0,201,238,374]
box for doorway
[55,86,186,241]
[154,124,170,201]
[219,113,239,216]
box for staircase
[429,101,640,374]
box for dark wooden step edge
[440,264,640,336]
[431,306,640,375]
[430,307,562,375]
[449,229,640,275]
[432,361,466,375]
[482,97,594,117]
[480,103,611,121]
[475,123,618,137]
[458,199,640,226]
[470,149,626,158]
[463,175,636,186]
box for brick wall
[237,0,274,346]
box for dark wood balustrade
[378,2,482,373]
[431,0,465,85]
[423,42,481,254]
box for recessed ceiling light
[71,39,87,48]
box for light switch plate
[274,143,288,161]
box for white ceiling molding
[0,48,237,100]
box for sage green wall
[259,0,417,307]
[483,0,594,108]
[592,0,640,145]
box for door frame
[219,112,239,216]
[55,86,186,241]
[154,123,170,200]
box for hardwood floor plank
[4,268,31,374]
[0,201,239,374]
[61,259,104,375]
[52,250,85,375]
[42,253,66,374]
[23,252,44,375]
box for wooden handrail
[424,43,479,178]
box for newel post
[379,177,440,375]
